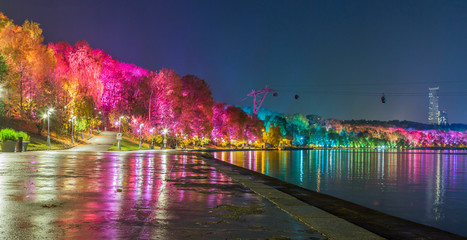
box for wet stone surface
[0,151,324,239]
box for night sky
[1,0,466,124]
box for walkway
[0,150,324,239]
[67,131,117,152]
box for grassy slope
[0,117,76,150]
[108,137,151,151]
[27,134,70,150]
[2,117,166,152]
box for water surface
[213,149,467,237]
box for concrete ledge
[206,160,384,240]
[201,155,466,240]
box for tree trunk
[20,72,23,120]
[7,86,11,118]
[149,91,153,122]
[36,119,43,135]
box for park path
[67,131,117,152]
[0,148,325,239]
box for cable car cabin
[381,95,386,103]
[295,94,299,100]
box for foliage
[0,15,55,120]
[15,131,30,141]
[75,118,88,132]
[0,11,466,149]
[0,54,7,80]
[0,128,17,141]
[0,101,7,117]
[179,74,214,138]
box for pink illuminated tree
[211,102,229,141]
[180,74,214,138]
[148,68,182,133]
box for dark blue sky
[2,0,467,123]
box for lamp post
[117,116,124,150]
[44,108,54,147]
[162,128,168,149]
[139,123,144,149]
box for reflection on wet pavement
[0,151,323,239]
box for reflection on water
[213,149,467,237]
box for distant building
[439,110,448,125]
[428,87,440,125]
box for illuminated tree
[264,124,282,147]
[149,68,182,132]
[99,54,125,114]
[244,115,264,143]
[180,74,214,138]
[285,113,309,145]
[68,41,103,113]
[49,41,104,132]
[211,102,228,142]
[0,17,53,119]
[112,62,149,118]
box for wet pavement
[0,150,324,239]
[67,131,117,152]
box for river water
[212,149,467,237]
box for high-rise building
[439,110,448,125]
[428,87,440,125]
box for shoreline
[200,153,465,239]
[189,146,467,152]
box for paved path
[0,151,324,239]
[67,131,117,152]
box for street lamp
[43,108,54,147]
[139,123,144,149]
[162,128,168,149]
[116,116,125,150]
